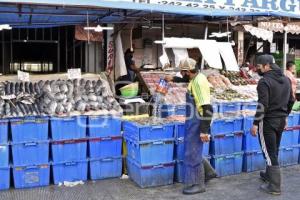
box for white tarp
[172,48,189,68]
[114,31,127,79]
[198,40,223,70]
[164,37,198,49]
[244,25,273,43]
[217,42,239,72]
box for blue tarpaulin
[0,0,299,27]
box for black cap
[256,54,275,65]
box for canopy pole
[283,29,287,72]
[201,23,208,71]
[162,14,165,40]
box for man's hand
[250,125,258,137]
[164,75,173,82]
[200,133,210,143]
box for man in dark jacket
[251,55,295,195]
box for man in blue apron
[180,58,215,195]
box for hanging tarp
[258,22,300,35]
[198,40,223,70]
[244,25,274,43]
[1,0,300,18]
[217,42,239,72]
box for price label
[67,68,81,79]
[17,70,30,82]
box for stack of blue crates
[242,116,266,172]
[173,122,210,183]
[279,113,300,166]
[123,120,175,188]
[10,117,50,189]
[0,119,9,190]
[88,116,122,180]
[160,104,186,118]
[50,116,88,184]
[210,115,244,177]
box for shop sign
[17,70,30,82]
[133,0,300,15]
[67,68,81,79]
[106,26,114,75]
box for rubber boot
[260,170,269,182]
[260,166,281,195]
[183,164,206,195]
[203,158,217,182]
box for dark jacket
[254,64,295,125]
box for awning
[258,22,300,35]
[0,0,299,19]
[243,25,274,43]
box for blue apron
[184,92,204,185]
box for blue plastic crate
[211,132,243,155]
[0,167,10,190]
[174,123,185,139]
[88,116,121,138]
[287,114,294,128]
[125,137,174,166]
[279,146,300,167]
[89,136,122,159]
[243,116,254,132]
[219,102,241,113]
[12,141,49,166]
[0,144,9,167]
[123,121,174,141]
[280,129,300,147]
[212,104,219,113]
[211,117,243,136]
[50,116,87,140]
[243,131,261,152]
[126,157,174,188]
[13,164,50,189]
[89,157,122,180]
[211,152,243,177]
[51,139,87,162]
[160,104,186,118]
[293,112,300,126]
[52,160,88,184]
[10,117,49,142]
[243,151,266,172]
[241,102,257,111]
[174,137,209,160]
[174,157,211,183]
[0,119,9,144]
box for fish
[10,82,15,95]
[15,82,20,95]
[25,82,30,93]
[5,82,10,95]
[59,83,68,93]
[29,82,34,94]
[48,101,57,114]
[75,100,86,112]
[55,103,64,114]
[88,93,97,102]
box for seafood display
[0,78,122,117]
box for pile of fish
[0,78,122,118]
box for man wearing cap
[124,48,139,82]
[180,58,214,195]
[251,54,295,195]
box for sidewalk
[1,165,299,200]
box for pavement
[1,165,300,200]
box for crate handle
[152,164,164,169]
[225,155,235,159]
[284,147,293,151]
[226,134,234,137]
[61,118,75,121]
[224,119,234,122]
[151,126,164,130]
[24,142,38,146]
[25,166,38,169]
[65,162,77,166]
[101,158,113,162]
[152,141,164,145]
[100,137,113,141]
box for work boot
[183,164,206,195]
[260,166,281,195]
[203,158,217,182]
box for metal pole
[283,29,287,72]
[200,24,208,70]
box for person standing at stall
[250,55,295,195]
[124,48,139,82]
[180,58,214,195]
[285,61,297,99]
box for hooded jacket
[253,64,295,125]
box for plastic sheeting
[198,40,223,70]
[172,49,189,68]
[114,32,127,79]
[217,42,239,72]
[244,25,273,43]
